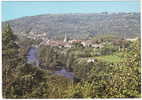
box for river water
[27,47,75,79]
[54,68,75,79]
[27,47,39,66]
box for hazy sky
[2,1,140,21]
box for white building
[126,37,138,42]
[87,58,95,63]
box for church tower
[64,33,67,42]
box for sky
[2,1,140,21]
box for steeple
[64,33,67,42]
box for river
[27,47,39,66]
[27,47,75,79]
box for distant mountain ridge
[3,13,140,39]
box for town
[23,31,139,49]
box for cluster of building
[25,32,138,49]
[39,34,104,48]
[126,37,139,42]
[24,32,87,48]
[25,32,47,40]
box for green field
[76,52,125,63]
[95,53,124,63]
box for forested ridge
[2,24,141,98]
[3,12,140,39]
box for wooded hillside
[3,13,140,39]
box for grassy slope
[95,52,124,63]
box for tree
[100,43,118,55]
[2,24,48,98]
[2,24,21,98]
[10,64,47,98]
[87,40,141,98]
[72,42,84,48]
